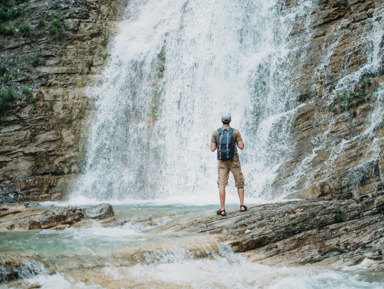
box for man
[210,113,246,216]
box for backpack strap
[217,128,223,159]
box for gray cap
[221,113,231,123]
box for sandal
[216,209,226,216]
[240,205,247,212]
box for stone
[27,220,42,230]
[361,258,376,266]
[156,192,384,271]
[0,205,88,231]
[85,204,115,220]
[273,0,384,200]
[0,0,128,202]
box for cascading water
[73,0,315,203]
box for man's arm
[210,142,217,152]
[237,141,244,150]
[210,131,218,152]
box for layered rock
[160,192,384,270]
[0,0,128,202]
[273,0,384,200]
[0,203,115,231]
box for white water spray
[73,0,315,203]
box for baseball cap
[221,113,231,123]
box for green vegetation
[151,91,161,121]
[157,46,166,79]
[0,1,23,36]
[338,91,350,112]
[50,16,64,38]
[0,88,17,115]
[32,52,41,67]
[1,73,11,84]
[0,23,15,35]
[259,213,265,221]
[0,7,22,22]
[334,205,348,223]
[22,86,31,96]
[22,86,36,103]
[0,1,67,40]
[18,20,31,37]
[0,58,6,75]
[328,76,379,116]
[35,18,45,31]
[86,59,94,73]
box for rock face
[0,0,128,202]
[167,192,384,270]
[273,0,384,200]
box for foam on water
[6,247,384,289]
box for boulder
[85,204,115,220]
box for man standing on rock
[210,113,246,216]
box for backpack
[217,128,235,161]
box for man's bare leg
[219,186,226,211]
[237,186,245,209]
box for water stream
[2,0,384,288]
[2,205,384,289]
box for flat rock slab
[158,193,384,271]
[0,203,115,231]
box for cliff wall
[274,0,384,200]
[0,0,127,202]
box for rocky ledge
[159,192,384,271]
[1,194,384,283]
[0,202,114,231]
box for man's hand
[210,143,217,152]
[237,141,244,150]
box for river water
[2,0,384,288]
[2,203,384,289]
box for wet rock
[27,220,42,230]
[0,204,88,231]
[85,204,115,220]
[169,192,384,271]
[0,0,128,202]
[0,258,49,284]
[273,0,384,200]
[39,207,85,229]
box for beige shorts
[217,160,245,187]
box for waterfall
[73,0,315,203]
